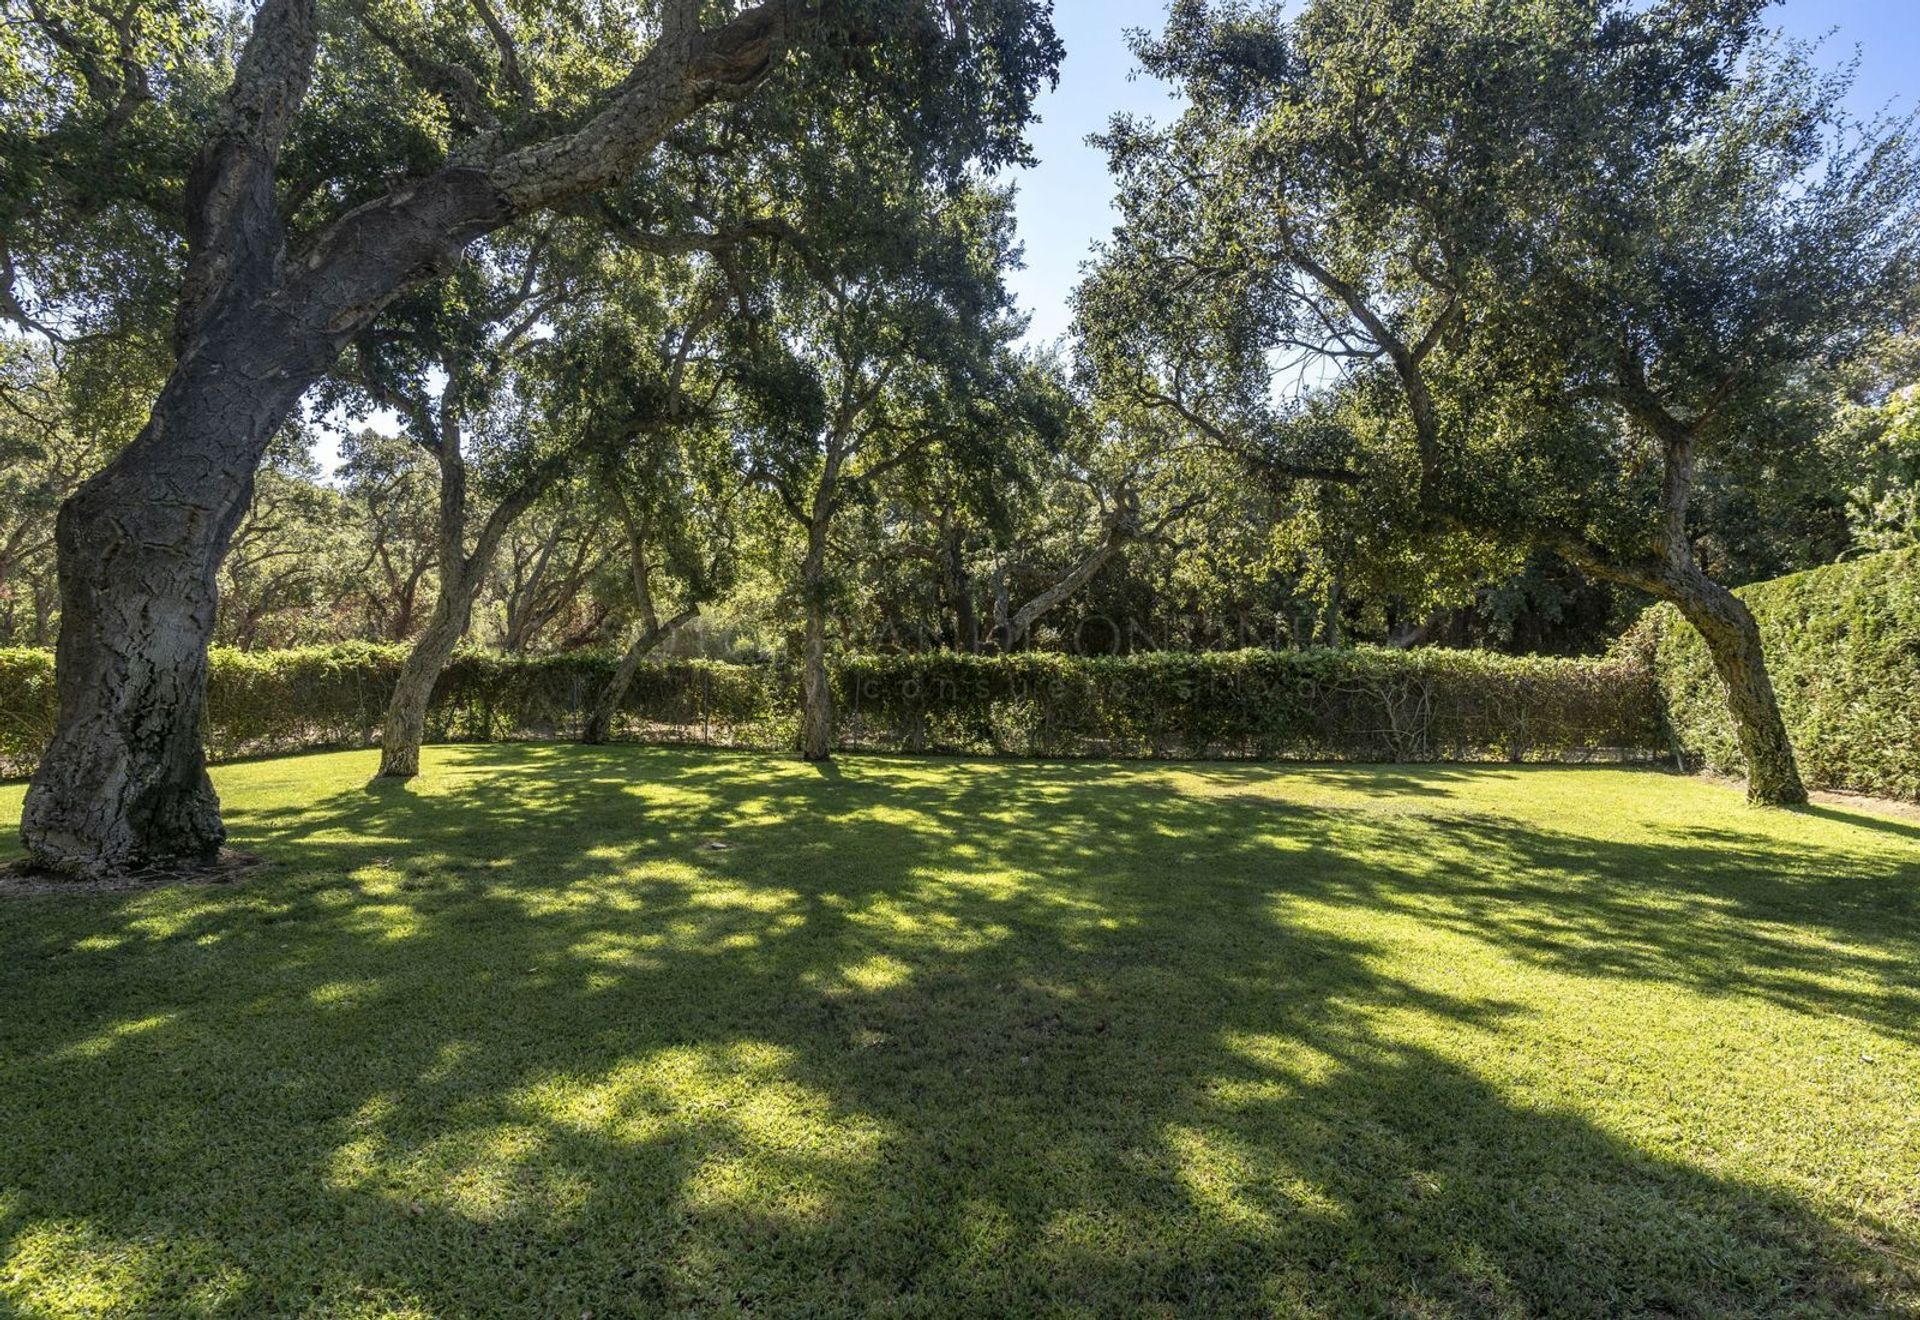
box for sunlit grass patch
[2,746,1918,1314]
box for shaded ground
[2,748,1917,1316]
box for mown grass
[2,747,1918,1316]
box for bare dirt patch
[1697,770,1920,823]
[0,848,265,899]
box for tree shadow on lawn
[1795,802,1920,845]
[1,747,1916,1314]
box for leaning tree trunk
[1661,566,1807,806]
[19,334,318,875]
[1560,527,1808,807]
[1561,424,1809,808]
[582,607,697,745]
[376,581,476,779]
[376,454,554,778]
[1004,525,1130,650]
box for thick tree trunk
[1659,566,1807,806]
[582,607,697,745]
[19,339,318,875]
[1557,535,1807,806]
[1559,426,1807,807]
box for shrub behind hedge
[0,641,1662,779]
[1647,548,1920,800]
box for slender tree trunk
[376,571,476,779]
[946,524,979,653]
[798,521,834,761]
[585,490,684,744]
[31,582,54,647]
[1005,527,1129,649]
[501,520,566,651]
[1323,577,1343,648]
[581,607,697,745]
[377,425,554,778]
[1648,441,1806,806]
[989,564,1012,652]
[1658,564,1806,805]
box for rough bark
[21,0,793,871]
[377,581,472,779]
[1641,428,1803,805]
[1564,544,1804,804]
[19,0,320,875]
[19,303,322,874]
[1553,433,1806,806]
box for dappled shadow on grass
[1,748,1916,1313]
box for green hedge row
[833,648,1658,762]
[1647,548,1920,800]
[0,641,1662,779]
[0,644,791,779]
[10,555,1907,789]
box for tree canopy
[1072,0,1920,800]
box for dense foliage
[1649,550,1920,800]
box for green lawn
[2,748,1918,1317]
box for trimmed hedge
[0,647,54,782]
[0,641,1661,779]
[202,644,787,759]
[9,554,1910,791]
[834,648,1658,762]
[1647,548,1920,800]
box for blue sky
[1003,0,1920,348]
